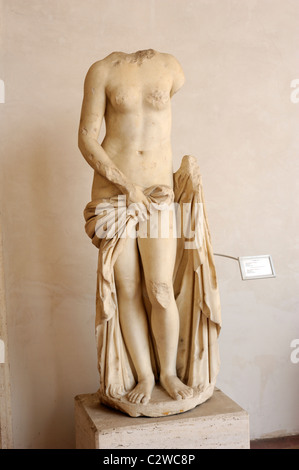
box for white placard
[239,255,276,280]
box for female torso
[90,49,184,200]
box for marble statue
[78,49,221,417]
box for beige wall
[0,0,298,448]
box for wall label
[239,255,276,280]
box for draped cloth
[84,155,221,397]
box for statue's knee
[148,280,173,309]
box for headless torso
[93,49,175,197]
[79,50,194,405]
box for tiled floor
[250,434,299,449]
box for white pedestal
[74,388,250,449]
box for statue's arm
[78,62,146,204]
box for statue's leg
[137,230,193,401]
[114,235,155,404]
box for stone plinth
[74,388,250,449]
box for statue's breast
[107,83,170,112]
[107,85,140,112]
[145,88,170,110]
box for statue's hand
[125,184,150,210]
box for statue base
[99,383,215,418]
[74,388,250,449]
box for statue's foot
[127,375,155,405]
[105,384,125,399]
[160,374,193,400]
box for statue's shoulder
[91,52,129,68]
[159,52,183,70]
[86,54,115,72]
[159,52,185,94]
[84,55,116,85]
